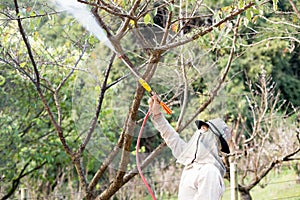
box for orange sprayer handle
[138,78,172,115]
[159,101,172,115]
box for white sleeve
[152,113,187,159]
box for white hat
[195,118,231,153]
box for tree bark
[239,189,252,200]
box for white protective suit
[152,113,229,200]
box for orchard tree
[230,69,299,200]
[1,0,299,199]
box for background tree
[230,69,299,200]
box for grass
[222,167,300,200]
[142,166,300,200]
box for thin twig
[155,2,255,51]
[78,53,116,155]
[289,0,300,20]
[78,0,134,20]
[13,0,40,87]
[0,11,58,21]
[176,54,188,129]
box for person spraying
[148,95,231,200]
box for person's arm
[149,97,187,159]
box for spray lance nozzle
[138,78,172,115]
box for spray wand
[117,53,172,115]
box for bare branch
[72,156,90,197]
[289,0,300,19]
[0,52,35,83]
[1,160,46,200]
[160,10,173,46]
[176,55,189,129]
[91,7,114,39]
[0,11,58,21]
[123,142,167,183]
[116,0,142,40]
[97,55,160,200]
[13,0,73,156]
[155,2,254,51]
[259,15,300,29]
[13,0,40,87]
[53,43,88,126]
[78,0,135,20]
[56,43,88,93]
[88,145,122,192]
[77,53,116,154]
[240,36,300,47]
[178,17,240,132]
[242,142,300,191]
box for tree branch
[97,54,160,200]
[54,42,87,126]
[241,143,300,191]
[13,0,40,87]
[13,0,73,156]
[0,11,58,21]
[259,15,300,29]
[77,53,116,155]
[1,160,46,200]
[78,0,134,20]
[176,55,189,129]
[289,0,300,20]
[178,17,240,132]
[155,2,254,51]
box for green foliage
[0,0,91,196]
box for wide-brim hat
[195,118,230,154]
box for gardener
[148,96,231,200]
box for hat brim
[218,136,230,154]
[207,121,230,154]
[195,120,209,130]
[196,120,230,154]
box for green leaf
[30,11,36,17]
[239,0,244,9]
[272,0,278,11]
[246,9,252,22]
[221,6,232,14]
[29,20,34,30]
[144,13,153,25]
[252,15,259,23]
[20,62,27,68]
[0,75,5,86]
[88,35,96,45]
[293,16,298,24]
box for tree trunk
[239,189,252,200]
[295,162,300,184]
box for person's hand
[148,95,161,115]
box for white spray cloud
[51,0,115,51]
